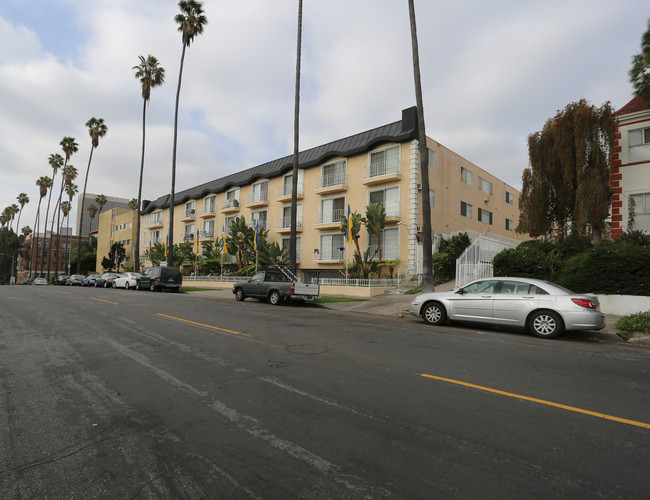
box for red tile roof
[616,96,648,115]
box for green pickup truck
[232,268,320,305]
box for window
[150,230,161,245]
[281,236,301,261]
[462,280,498,294]
[506,218,514,231]
[184,223,195,240]
[224,215,237,234]
[204,196,216,213]
[320,233,345,261]
[429,189,435,208]
[499,280,544,295]
[369,145,400,177]
[224,188,240,209]
[478,176,493,195]
[461,201,473,219]
[282,170,304,196]
[185,201,196,218]
[369,186,400,217]
[631,192,650,232]
[368,227,399,260]
[152,211,162,225]
[319,196,345,224]
[629,128,650,162]
[478,208,493,225]
[251,180,268,203]
[321,160,347,188]
[251,210,267,230]
[203,220,215,238]
[461,167,473,185]
[282,204,302,228]
[506,191,514,205]
[428,148,436,168]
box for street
[1,285,649,499]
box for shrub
[433,233,471,284]
[615,312,650,335]
[492,245,550,279]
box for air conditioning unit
[190,209,195,215]
[416,226,422,233]
[417,183,422,190]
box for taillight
[571,298,596,309]
[290,285,295,293]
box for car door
[244,271,265,297]
[491,280,541,327]
[447,279,499,323]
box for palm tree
[33,176,52,277]
[289,0,303,273]
[408,0,434,291]
[133,54,165,273]
[65,183,78,275]
[340,209,364,258]
[21,225,32,272]
[365,203,386,261]
[77,117,108,273]
[15,193,29,235]
[52,138,78,275]
[225,216,252,270]
[8,204,19,232]
[87,204,99,232]
[127,198,139,210]
[42,153,64,277]
[94,194,108,216]
[169,0,207,267]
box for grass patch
[615,312,650,335]
[313,296,368,304]
[405,284,422,295]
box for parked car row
[38,267,183,292]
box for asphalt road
[1,285,649,499]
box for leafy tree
[259,241,289,267]
[70,235,97,275]
[519,100,615,243]
[133,54,165,272]
[101,256,114,272]
[340,209,364,258]
[145,241,166,266]
[169,0,207,268]
[226,216,253,270]
[106,241,126,272]
[77,117,108,273]
[348,248,379,279]
[365,203,386,260]
[432,232,471,284]
[629,18,650,106]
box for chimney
[402,106,418,133]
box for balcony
[314,209,344,230]
[183,233,195,241]
[181,208,196,221]
[276,217,303,234]
[199,208,216,218]
[314,248,345,262]
[316,173,347,195]
[246,194,269,208]
[147,217,164,229]
[198,230,215,240]
[277,182,304,201]
[221,199,240,214]
[362,161,401,186]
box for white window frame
[319,233,345,261]
[319,196,346,224]
[368,227,399,260]
[428,148,436,168]
[506,218,514,231]
[251,210,268,230]
[224,215,237,235]
[629,127,650,162]
[282,236,301,262]
[251,180,269,203]
[478,176,493,195]
[369,145,400,178]
[185,201,196,217]
[203,220,215,237]
[204,195,216,213]
[321,160,347,188]
[368,185,400,217]
[152,211,163,224]
[282,170,304,196]
[184,223,195,240]
[506,191,514,205]
[224,188,240,209]
[282,203,303,228]
[461,201,473,219]
[630,192,650,232]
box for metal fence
[455,236,517,287]
[310,277,400,287]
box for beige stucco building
[96,208,138,272]
[140,107,526,279]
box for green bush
[492,245,550,279]
[615,312,650,335]
[433,233,471,284]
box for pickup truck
[232,268,320,305]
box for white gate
[455,236,517,287]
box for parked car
[232,268,320,304]
[137,266,182,292]
[113,272,143,289]
[53,275,68,286]
[82,274,101,287]
[409,277,606,339]
[66,274,85,286]
[33,277,48,286]
[94,272,121,288]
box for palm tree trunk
[41,183,54,277]
[32,199,42,277]
[135,98,147,273]
[169,43,187,268]
[77,147,94,273]
[408,0,434,291]
[289,0,303,273]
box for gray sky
[1,0,647,234]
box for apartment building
[18,229,85,277]
[140,107,526,278]
[611,97,650,237]
[95,208,138,272]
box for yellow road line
[157,313,251,337]
[55,291,71,294]
[420,373,650,430]
[89,297,119,305]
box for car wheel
[529,310,563,339]
[234,288,245,301]
[422,302,447,325]
[135,281,140,290]
[150,282,156,292]
[125,282,130,290]
[112,281,117,289]
[269,290,281,306]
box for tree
[42,153,63,277]
[289,0,303,272]
[133,54,165,273]
[169,0,207,268]
[64,182,78,275]
[15,193,29,235]
[408,0,434,291]
[629,18,650,106]
[7,204,19,232]
[32,176,52,277]
[518,100,616,243]
[225,216,253,270]
[127,198,139,210]
[77,117,107,273]
[53,146,78,274]
[340,209,364,258]
[365,203,386,261]
[107,242,126,272]
[87,204,98,232]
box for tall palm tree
[87,204,98,232]
[77,117,108,273]
[15,193,29,235]
[21,225,32,273]
[169,0,207,267]
[133,54,165,272]
[65,183,78,275]
[32,176,52,277]
[8,204,19,232]
[94,194,108,216]
[52,138,78,275]
[289,0,303,273]
[42,153,64,277]
[127,198,139,210]
[408,0,434,291]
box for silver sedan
[409,277,605,339]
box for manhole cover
[286,344,329,355]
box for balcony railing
[363,159,400,179]
[222,199,240,209]
[370,201,400,218]
[246,193,268,205]
[318,172,347,189]
[278,217,303,229]
[184,208,196,218]
[183,234,194,241]
[314,209,344,225]
[277,182,304,198]
[198,231,214,238]
[316,248,345,261]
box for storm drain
[286,344,329,355]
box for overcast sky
[1,0,647,235]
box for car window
[251,271,265,282]
[462,280,498,294]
